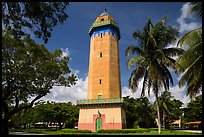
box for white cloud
[177,3,201,34]
[60,48,70,58]
[70,69,80,76]
[121,80,191,107]
[41,76,87,104]
[122,77,156,104]
[168,85,189,107]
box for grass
[9,128,202,135]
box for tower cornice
[88,20,120,40]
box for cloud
[70,69,80,76]
[121,80,191,107]
[168,85,189,107]
[122,78,156,104]
[61,48,70,58]
[177,3,201,34]
[41,76,87,104]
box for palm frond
[179,55,202,87]
[162,47,185,58]
[187,2,202,19]
[128,66,146,93]
[141,70,149,97]
[126,56,142,69]
[176,42,201,71]
[177,28,202,48]
[125,45,144,57]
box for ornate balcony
[76,98,123,105]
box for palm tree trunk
[155,94,161,134]
[163,109,165,130]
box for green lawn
[10,128,202,135]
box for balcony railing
[76,98,123,105]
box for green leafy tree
[123,96,139,128]
[2,31,77,135]
[176,2,202,100]
[45,102,76,129]
[9,101,79,130]
[183,95,202,122]
[166,99,183,129]
[125,17,184,133]
[135,97,156,128]
[123,96,156,128]
[2,2,69,43]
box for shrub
[62,128,92,133]
[97,128,150,133]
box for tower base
[78,102,126,132]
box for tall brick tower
[77,9,126,132]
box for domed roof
[89,9,120,39]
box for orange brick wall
[87,31,121,99]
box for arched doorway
[96,117,102,131]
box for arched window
[100,18,104,21]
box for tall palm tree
[176,2,202,100]
[125,17,185,134]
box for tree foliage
[125,17,184,133]
[9,101,79,129]
[186,2,202,19]
[2,2,69,43]
[123,96,156,128]
[176,28,202,100]
[183,95,202,122]
[2,31,77,135]
[176,2,202,100]
[153,91,183,129]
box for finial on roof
[100,9,109,16]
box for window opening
[100,52,102,58]
[99,79,102,85]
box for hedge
[97,128,150,133]
[62,129,92,133]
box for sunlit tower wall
[77,10,126,132]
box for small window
[100,33,102,38]
[101,18,104,21]
[99,79,102,85]
[100,52,102,58]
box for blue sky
[35,2,201,107]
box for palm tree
[153,91,174,130]
[176,2,202,100]
[125,17,185,134]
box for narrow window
[100,52,102,58]
[99,79,102,85]
[100,33,102,38]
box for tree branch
[8,94,43,119]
